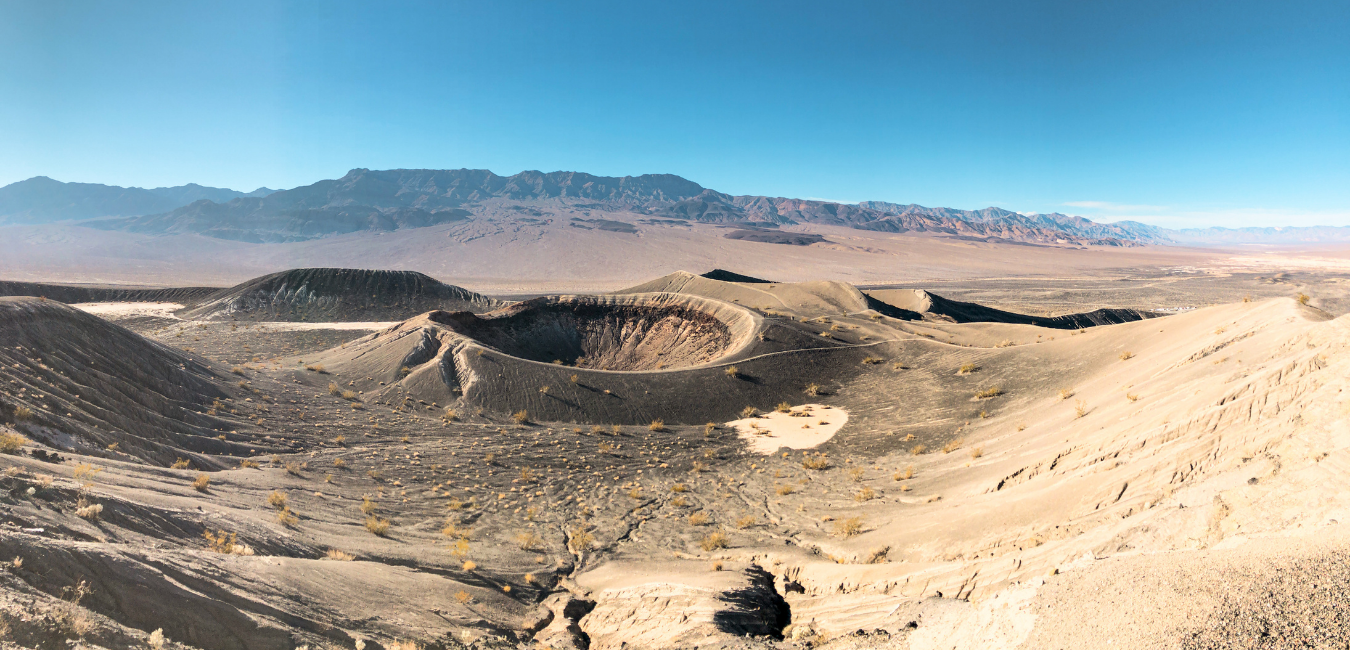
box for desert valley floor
[1,263,1349,650]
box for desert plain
[1,221,1349,650]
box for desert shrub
[192,474,210,492]
[969,446,984,459]
[360,495,377,514]
[893,464,914,481]
[847,467,864,482]
[1119,351,1135,361]
[649,419,666,432]
[1075,399,1088,418]
[833,517,864,538]
[1297,293,1310,305]
[688,512,711,526]
[170,458,190,469]
[202,530,253,555]
[1059,388,1075,400]
[703,422,716,436]
[74,502,103,521]
[975,386,1003,399]
[327,383,342,397]
[691,460,708,473]
[958,363,979,374]
[802,453,829,470]
[447,537,471,558]
[862,356,883,365]
[942,439,963,454]
[910,444,927,456]
[230,367,245,375]
[700,531,729,551]
[276,506,299,527]
[736,515,757,529]
[512,410,530,424]
[365,516,391,536]
[305,364,326,373]
[568,527,595,551]
[1126,392,1140,402]
[776,402,792,413]
[724,365,739,378]
[866,546,890,564]
[995,339,1015,348]
[332,457,348,469]
[854,486,877,502]
[775,483,795,495]
[671,483,688,493]
[672,495,689,507]
[267,491,287,508]
[515,531,543,551]
[284,462,303,476]
[442,408,457,421]
[325,549,355,561]
[12,405,33,422]
[0,431,28,454]
[740,406,759,418]
[804,383,821,396]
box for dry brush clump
[191,474,210,492]
[974,386,1003,399]
[832,516,864,538]
[957,363,979,375]
[515,531,543,551]
[365,516,391,536]
[568,527,595,552]
[203,530,253,555]
[0,431,27,454]
[1119,351,1135,361]
[801,452,830,470]
[700,530,729,551]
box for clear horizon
[2,1,1346,229]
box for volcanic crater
[429,293,759,371]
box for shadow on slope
[867,288,1155,329]
[0,297,267,467]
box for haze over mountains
[0,176,274,225]
[0,168,1345,246]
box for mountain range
[0,176,274,225]
[0,169,1344,246]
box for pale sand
[72,301,185,319]
[71,302,396,331]
[220,321,400,332]
[727,403,848,453]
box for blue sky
[1,1,1346,228]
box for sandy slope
[1,271,1348,649]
